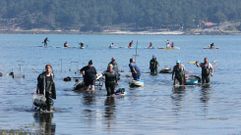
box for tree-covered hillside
[0,0,241,32]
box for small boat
[159,67,172,74]
[129,80,144,88]
[203,47,219,49]
[73,81,88,91]
[109,46,119,49]
[158,46,180,50]
[145,47,155,49]
[185,75,201,85]
[73,73,104,91]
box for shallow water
[0,34,241,134]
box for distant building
[201,21,217,28]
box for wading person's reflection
[33,112,56,135]
[171,87,186,115]
[104,96,116,128]
[200,84,211,105]
[82,94,96,105]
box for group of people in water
[43,37,85,48]
[149,57,214,86]
[36,37,216,112]
[34,54,214,112]
[44,37,216,50]
[111,40,175,49]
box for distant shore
[0,28,241,35]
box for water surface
[0,34,241,135]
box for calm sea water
[0,34,241,135]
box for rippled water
[0,34,241,134]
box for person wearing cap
[108,57,120,80]
[80,60,97,91]
[172,60,185,85]
[195,57,213,84]
[103,64,118,96]
[149,55,159,75]
[129,58,141,80]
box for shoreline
[0,29,241,35]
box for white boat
[129,80,144,87]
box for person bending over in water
[36,64,56,111]
[129,58,141,81]
[172,60,185,85]
[80,60,97,91]
[195,57,213,84]
[103,64,118,96]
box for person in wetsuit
[129,58,141,80]
[79,42,84,48]
[149,55,159,75]
[36,64,56,111]
[172,60,185,85]
[64,41,69,48]
[148,42,153,48]
[128,40,133,48]
[196,57,213,84]
[43,37,49,47]
[80,60,97,91]
[103,64,118,96]
[209,43,215,48]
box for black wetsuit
[37,72,56,111]
[103,71,118,96]
[172,65,185,85]
[43,38,48,47]
[80,66,97,86]
[149,58,158,75]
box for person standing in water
[80,60,97,91]
[149,55,159,75]
[148,42,153,48]
[129,58,141,80]
[103,64,118,96]
[128,40,133,48]
[109,57,120,81]
[43,37,49,47]
[172,60,185,85]
[36,64,56,111]
[109,42,115,48]
[195,57,213,84]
